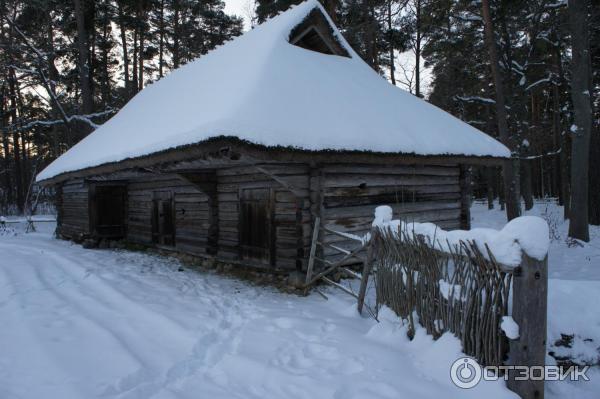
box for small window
[239,188,274,265]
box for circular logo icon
[450,357,482,389]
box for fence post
[305,217,320,289]
[507,252,548,399]
[357,227,375,315]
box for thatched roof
[37,0,509,183]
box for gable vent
[288,8,350,57]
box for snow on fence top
[372,205,550,267]
[37,0,510,182]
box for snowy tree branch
[3,15,71,127]
[455,95,496,104]
[3,109,116,132]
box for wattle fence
[366,215,549,399]
[373,228,513,367]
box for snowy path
[0,228,515,399]
[3,205,600,399]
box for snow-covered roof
[37,0,510,182]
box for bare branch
[2,15,71,126]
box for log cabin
[36,0,510,272]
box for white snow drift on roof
[37,0,510,182]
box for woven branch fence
[373,227,513,368]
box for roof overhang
[38,136,509,186]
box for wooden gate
[304,217,376,318]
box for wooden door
[239,188,274,265]
[152,191,175,246]
[91,185,127,238]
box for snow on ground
[472,199,600,398]
[0,221,513,399]
[471,199,600,281]
[0,201,599,398]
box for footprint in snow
[101,367,159,397]
[272,342,363,377]
[333,381,399,399]
[273,317,294,329]
[321,321,337,333]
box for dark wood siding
[57,179,90,238]
[216,164,311,270]
[55,160,465,272]
[319,163,462,262]
[127,175,211,254]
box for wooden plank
[321,164,459,176]
[323,200,461,220]
[322,174,459,188]
[305,216,321,286]
[357,230,374,315]
[217,164,309,177]
[322,276,358,298]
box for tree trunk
[567,0,592,241]
[117,2,131,98]
[363,1,377,69]
[158,0,165,78]
[589,126,600,225]
[388,1,395,85]
[499,168,506,211]
[552,37,571,219]
[481,0,521,221]
[324,0,338,22]
[487,167,495,209]
[132,26,138,94]
[137,3,145,91]
[521,159,534,210]
[138,29,143,91]
[15,82,28,194]
[0,84,12,209]
[8,69,23,213]
[73,0,94,114]
[561,125,571,219]
[415,0,421,97]
[100,5,110,107]
[46,17,63,155]
[173,0,181,69]
[552,78,563,205]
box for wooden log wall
[55,161,467,273]
[177,172,218,254]
[319,163,463,262]
[57,179,90,238]
[127,174,211,255]
[216,164,311,270]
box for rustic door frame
[238,187,275,267]
[88,181,128,238]
[151,190,176,247]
